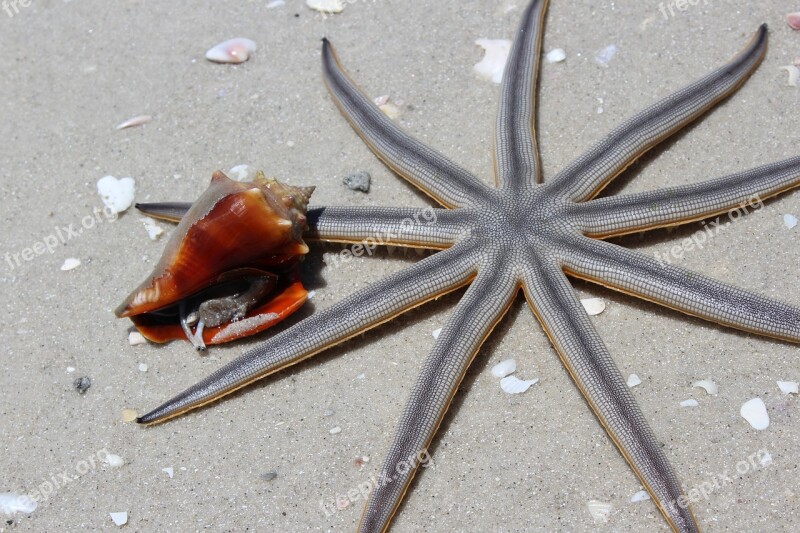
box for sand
[0,0,798,531]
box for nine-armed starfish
[135,1,800,531]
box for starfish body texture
[137,1,800,531]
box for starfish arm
[135,201,192,223]
[136,243,480,424]
[321,39,489,209]
[358,263,519,532]
[306,206,469,249]
[572,156,800,238]
[521,258,699,532]
[494,0,548,189]
[545,24,767,202]
[563,237,800,343]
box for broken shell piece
[777,381,799,395]
[97,176,135,214]
[128,331,147,346]
[61,258,81,271]
[587,500,613,522]
[121,409,138,423]
[680,399,698,408]
[118,171,313,350]
[205,38,257,64]
[581,298,606,316]
[307,0,345,14]
[500,375,538,394]
[0,492,37,515]
[162,467,174,478]
[787,12,800,30]
[329,426,342,435]
[379,102,401,120]
[228,164,257,182]
[692,379,719,395]
[432,328,442,339]
[626,374,642,387]
[141,217,164,241]
[545,48,566,63]
[109,512,128,526]
[595,44,618,67]
[115,115,152,130]
[491,359,516,378]
[780,66,799,87]
[783,213,798,229]
[740,398,769,430]
[104,454,124,468]
[474,39,512,84]
[630,490,650,503]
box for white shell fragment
[491,359,517,378]
[783,213,798,229]
[141,217,164,241]
[205,38,256,64]
[777,381,799,395]
[680,399,698,408]
[780,66,800,87]
[0,492,37,515]
[432,328,442,339]
[474,39,512,84]
[104,454,124,468]
[692,379,719,395]
[267,0,285,7]
[788,12,800,30]
[329,426,342,435]
[128,331,147,346]
[306,0,345,14]
[97,175,135,214]
[630,490,650,503]
[740,398,769,430]
[162,467,174,479]
[587,499,613,522]
[500,375,539,394]
[228,164,256,182]
[759,452,773,467]
[121,409,138,423]
[110,511,128,526]
[595,44,618,67]
[626,374,642,388]
[581,298,606,316]
[138,363,148,372]
[545,48,566,63]
[115,115,152,130]
[61,257,81,271]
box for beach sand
[0,0,798,531]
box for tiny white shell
[491,359,516,378]
[787,12,800,30]
[777,380,799,395]
[759,452,773,467]
[109,512,128,526]
[307,0,345,14]
[121,409,138,423]
[329,426,342,434]
[680,399,698,408]
[692,379,719,395]
[267,0,285,7]
[66,367,76,373]
[474,39,512,84]
[595,44,618,67]
[97,175,135,214]
[626,374,642,387]
[128,331,147,346]
[141,217,164,241]
[586,499,613,522]
[545,48,566,63]
[104,454,124,468]
[115,114,152,130]
[61,257,81,271]
[205,38,257,64]
[432,328,442,339]
[138,363,148,372]
[581,298,606,316]
[780,65,800,87]
[379,102,401,120]
[783,213,798,229]
[630,490,650,503]
[500,375,538,394]
[740,398,769,430]
[228,164,257,182]
[162,466,174,478]
[0,492,37,515]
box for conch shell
[116,170,314,350]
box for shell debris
[141,217,164,241]
[0,493,37,516]
[128,331,147,346]
[491,359,516,378]
[679,399,698,408]
[162,467,174,479]
[500,375,539,394]
[787,12,800,30]
[61,258,81,271]
[104,454,125,468]
[307,0,345,14]
[545,48,566,63]
[228,164,256,182]
[594,44,618,67]
[581,298,606,316]
[777,381,798,395]
[97,175,135,214]
[474,39,512,84]
[692,379,718,395]
[783,213,798,229]
[109,511,128,526]
[329,426,342,435]
[630,490,650,503]
[779,65,799,87]
[115,115,151,130]
[740,398,769,430]
[267,0,285,7]
[586,499,613,522]
[626,374,642,388]
[138,363,148,372]
[121,409,138,423]
[431,328,442,339]
[205,38,256,64]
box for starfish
[136,1,800,531]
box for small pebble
[329,426,342,435]
[545,48,566,63]
[61,258,81,271]
[343,171,371,192]
[109,512,128,526]
[121,409,138,423]
[74,376,92,394]
[307,0,344,14]
[680,399,698,408]
[138,363,148,372]
[323,409,334,417]
[260,471,278,481]
[66,366,76,373]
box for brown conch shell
[116,170,314,350]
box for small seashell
[680,399,698,408]
[779,65,800,87]
[228,164,257,182]
[109,511,128,526]
[783,213,798,229]
[329,426,342,435]
[491,359,516,378]
[630,490,650,503]
[97,175,135,214]
[138,363,148,372]
[267,0,285,8]
[474,39,512,84]
[162,467,174,478]
[356,373,365,380]
[692,379,718,395]
[115,115,152,130]
[545,48,566,63]
[777,381,799,395]
[586,499,613,522]
[787,12,800,30]
[500,375,538,394]
[104,454,124,468]
[205,38,257,64]
[626,374,642,387]
[121,409,138,423]
[306,0,345,14]
[581,298,606,316]
[595,44,618,67]
[61,257,81,271]
[740,398,769,430]
[0,492,37,515]
[373,95,390,106]
[66,366,76,373]
[379,102,401,120]
[759,452,773,467]
[432,328,442,339]
[141,217,164,241]
[128,331,147,346]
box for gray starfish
[135,1,800,531]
